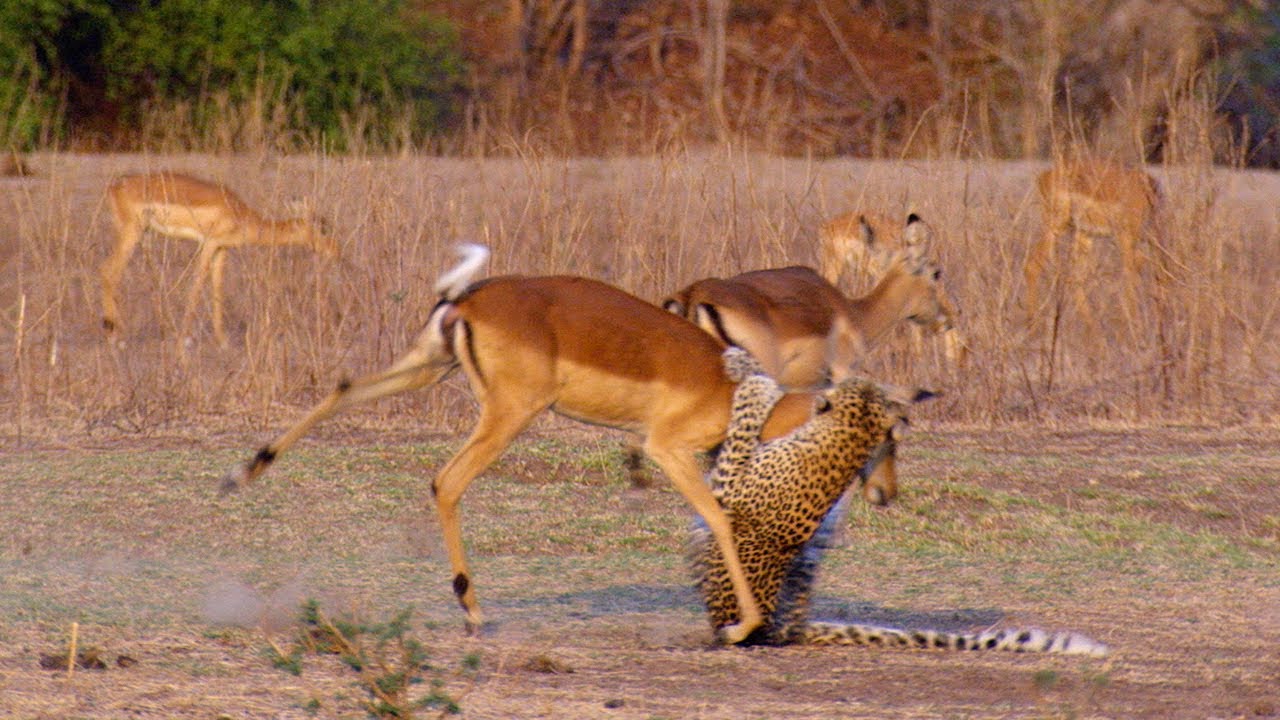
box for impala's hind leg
[623,442,655,489]
[209,246,230,348]
[221,306,460,493]
[432,399,545,633]
[1023,226,1057,328]
[1115,228,1148,331]
[180,242,219,350]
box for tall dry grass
[1,98,1277,444]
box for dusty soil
[0,424,1277,719]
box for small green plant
[267,599,476,718]
[1085,668,1112,688]
[1033,668,1060,691]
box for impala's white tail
[434,244,490,299]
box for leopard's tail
[790,622,1109,657]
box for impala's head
[902,260,952,331]
[819,210,918,285]
[279,200,338,259]
[884,217,946,328]
[310,216,339,259]
[890,217,968,364]
[900,260,968,365]
[288,218,338,259]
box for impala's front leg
[645,442,763,643]
[100,218,144,335]
[181,241,219,351]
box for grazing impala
[818,210,908,288]
[818,212,966,364]
[100,172,337,348]
[221,244,834,644]
[1024,160,1161,329]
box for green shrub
[0,0,465,149]
[268,599,473,718]
[105,0,464,146]
[0,0,115,147]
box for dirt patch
[1,426,1277,718]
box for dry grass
[0,141,1277,441]
[1,26,1274,718]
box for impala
[818,210,907,288]
[659,218,951,505]
[100,172,337,348]
[818,211,966,363]
[222,244,832,644]
[666,215,953,391]
[1024,160,1161,329]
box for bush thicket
[0,0,465,149]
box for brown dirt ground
[1,424,1277,719]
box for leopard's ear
[881,383,940,407]
[890,416,911,441]
[909,388,939,403]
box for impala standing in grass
[1024,160,1162,332]
[100,172,337,349]
[818,211,966,364]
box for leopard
[689,348,1109,656]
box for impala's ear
[857,214,876,247]
[902,213,933,264]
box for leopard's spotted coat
[690,348,1108,656]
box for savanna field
[1,150,1278,718]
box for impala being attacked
[222,244,829,644]
[655,215,958,505]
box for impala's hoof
[464,617,489,637]
[718,619,761,645]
